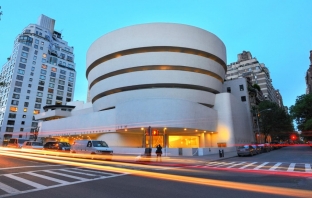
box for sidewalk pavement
[113,151,238,167]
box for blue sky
[0,0,311,109]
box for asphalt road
[0,145,311,198]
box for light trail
[0,150,311,197]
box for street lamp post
[256,108,271,143]
[163,128,167,156]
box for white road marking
[0,165,62,170]
[43,170,89,180]
[287,163,296,172]
[0,181,20,194]
[60,169,98,176]
[226,162,246,168]
[4,174,46,189]
[25,172,70,184]
[216,162,235,167]
[253,162,270,170]
[305,164,312,173]
[269,162,282,171]
[72,168,120,175]
[239,162,257,169]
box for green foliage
[252,84,261,91]
[289,94,312,131]
[289,94,312,140]
[258,101,294,141]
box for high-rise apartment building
[306,50,312,94]
[0,15,76,145]
[226,51,281,106]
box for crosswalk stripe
[216,162,235,167]
[4,174,46,189]
[226,162,245,168]
[26,172,70,184]
[239,162,257,169]
[269,162,282,171]
[60,169,98,176]
[305,164,312,173]
[43,170,89,181]
[287,163,296,172]
[72,168,119,176]
[253,162,269,170]
[0,181,20,194]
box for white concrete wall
[213,93,254,147]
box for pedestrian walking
[156,144,162,161]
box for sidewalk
[113,151,238,167]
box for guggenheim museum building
[36,23,254,156]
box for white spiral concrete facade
[87,23,226,117]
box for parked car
[7,138,29,148]
[270,141,281,149]
[237,145,256,156]
[251,144,262,154]
[43,142,71,152]
[258,143,271,152]
[71,140,113,160]
[22,141,43,150]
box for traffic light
[292,135,295,140]
[152,129,159,136]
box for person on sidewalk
[156,144,162,161]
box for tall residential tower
[0,15,76,145]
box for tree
[258,101,294,142]
[289,94,312,141]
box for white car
[22,141,44,150]
[71,140,113,160]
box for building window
[8,113,16,118]
[13,94,20,99]
[49,83,54,88]
[23,108,27,112]
[33,56,37,60]
[56,96,63,101]
[30,72,34,76]
[22,46,29,51]
[34,104,41,109]
[50,78,55,82]
[60,70,66,74]
[33,110,40,115]
[11,100,19,105]
[26,96,29,99]
[57,90,63,95]
[28,84,31,88]
[58,80,65,85]
[68,82,73,87]
[31,67,35,71]
[21,121,25,125]
[47,94,53,99]
[35,39,39,44]
[32,122,38,127]
[20,128,24,131]
[67,93,72,97]
[15,81,22,87]
[34,50,38,55]
[42,64,47,69]
[51,67,57,72]
[69,72,74,77]
[19,63,26,69]
[14,87,21,93]
[226,87,231,93]
[42,53,47,58]
[46,99,52,104]
[69,77,74,82]
[37,86,44,91]
[36,98,42,103]
[7,120,15,125]
[37,92,43,97]
[68,87,72,92]
[27,90,31,93]
[50,72,56,77]
[48,88,54,93]
[10,106,18,112]
[22,115,26,118]
[6,127,13,132]
[16,75,24,81]
[59,75,65,80]
[20,58,27,63]
[29,78,33,82]
[39,81,45,86]
[66,98,71,102]
[24,102,29,107]
[41,69,47,75]
[241,96,246,102]
[40,75,46,80]
[34,44,38,49]
[58,85,64,90]
[239,85,244,91]
[17,69,25,75]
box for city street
[0,145,311,198]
